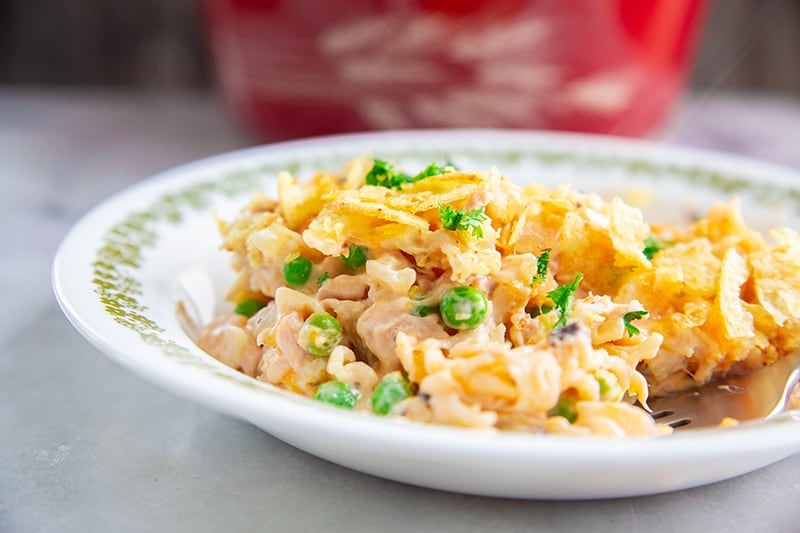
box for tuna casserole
[198,158,800,437]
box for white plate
[53,130,800,499]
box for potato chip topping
[198,158,800,436]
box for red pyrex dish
[201,0,708,140]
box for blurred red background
[201,0,708,139]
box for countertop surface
[2,89,799,533]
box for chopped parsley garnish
[532,249,551,284]
[438,204,489,238]
[413,162,449,180]
[365,160,454,189]
[623,310,648,336]
[545,273,583,329]
[317,272,330,285]
[642,235,674,260]
[365,160,411,189]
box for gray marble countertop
[2,89,799,533]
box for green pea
[340,244,368,270]
[411,304,438,317]
[371,373,412,415]
[549,397,578,424]
[298,313,343,358]
[314,380,359,409]
[439,286,488,330]
[283,255,312,287]
[596,372,623,402]
[233,299,265,318]
[528,303,553,318]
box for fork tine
[650,409,674,419]
[666,418,692,429]
[649,409,693,428]
[639,399,697,429]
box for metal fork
[644,350,800,430]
